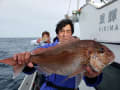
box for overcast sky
[0,0,86,38]
[0,0,101,38]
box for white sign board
[79,0,120,43]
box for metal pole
[77,0,80,9]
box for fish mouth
[89,53,114,72]
[90,58,106,72]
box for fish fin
[12,64,25,79]
[62,66,86,83]
[34,65,52,76]
[0,58,16,66]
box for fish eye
[98,48,104,53]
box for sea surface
[0,38,37,90]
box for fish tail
[0,58,24,78]
[0,58,17,66]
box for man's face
[57,24,72,41]
[42,34,50,41]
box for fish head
[88,41,115,72]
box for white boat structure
[19,0,120,90]
[18,72,37,90]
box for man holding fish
[0,19,114,90]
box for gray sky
[0,0,102,38]
[0,0,86,38]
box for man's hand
[13,52,34,68]
[84,66,102,78]
[37,38,42,43]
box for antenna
[65,0,71,19]
[67,0,71,15]
[77,0,80,9]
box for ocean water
[0,38,36,90]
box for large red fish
[0,38,115,78]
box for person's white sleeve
[30,40,39,46]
